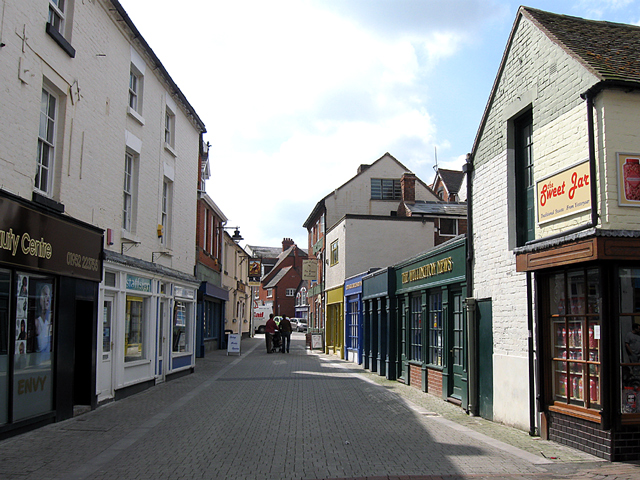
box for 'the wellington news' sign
[536,160,591,224]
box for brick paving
[0,334,638,480]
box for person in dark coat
[279,315,292,353]
[265,314,278,353]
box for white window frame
[36,87,58,196]
[48,0,65,33]
[286,288,295,297]
[267,288,273,298]
[123,152,137,233]
[439,218,458,237]
[161,179,172,246]
[164,107,176,149]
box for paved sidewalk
[0,334,638,480]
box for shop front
[344,273,365,364]
[325,286,344,357]
[394,237,467,406]
[99,252,198,403]
[517,234,640,461]
[0,190,103,438]
[362,267,397,378]
[196,282,227,356]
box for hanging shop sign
[0,194,102,282]
[537,160,591,224]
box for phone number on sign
[66,252,100,272]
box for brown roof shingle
[523,7,640,84]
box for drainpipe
[523,89,600,437]
[463,153,478,416]
[526,271,536,436]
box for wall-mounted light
[218,226,243,243]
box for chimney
[282,238,294,251]
[401,173,416,203]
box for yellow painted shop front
[325,286,344,358]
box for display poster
[617,153,640,207]
[13,273,54,421]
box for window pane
[0,270,9,424]
[13,274,55,421]
[619,268,640,414]
[173,301,188,353]
[410,295,421,362]
[125,296,144,362]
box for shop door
[157,300,169,383]
[448,292,467,407]
[477,299,494,421]
[98,296,115,400]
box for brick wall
[408,364,422,390]
[425,367,443,398]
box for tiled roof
[523,7,640,84]
[437,169,465,195]
[264,266,291,289]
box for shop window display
[0,270,9,425]
[125,296,144,362]
[429,292,443,366]
[173,300,188,353]
[619,268,640,416]
[549,268,601,412]
[13,273,55,421]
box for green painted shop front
[394,237,468,407]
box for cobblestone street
[0,335,638,480]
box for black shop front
[0,190,103,438]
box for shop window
[548,268,601,414]
[347,299,359,350]
[428,292,443,366]
[173,300,189,353]
[410,294,422,362]
[13,273,55,421]
[0,269,9,424]
[619,268,640,416]
[125,296,145,362]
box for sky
[118,0,640,250]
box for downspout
[527,271,536,436]
[524,88,600,436]
[463,153,478,416]
[524,89,599,247]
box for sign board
[536,160,591,224]
[302,259,317,281]
[227,333,241,355]
[311,333,323,350]
[249,259,261,283]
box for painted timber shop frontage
[0,190,103,438]
[359,237,468,407]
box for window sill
[124,358,151,367]
[548,403,602,423]
[121,229,140,243]
[45,23,75,58]
[164,143,177,157]
[127,106,145,125]
[171,351,192,358]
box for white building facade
[0,0,206,415]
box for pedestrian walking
[265,314,278,353]
[279,315,292,353]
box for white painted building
[0,0,206,412]
[468,7,640,460]
[324,214,436,360]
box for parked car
[296,319,308,332]
[290,318,299,330]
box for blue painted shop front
[344,273,366,364]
